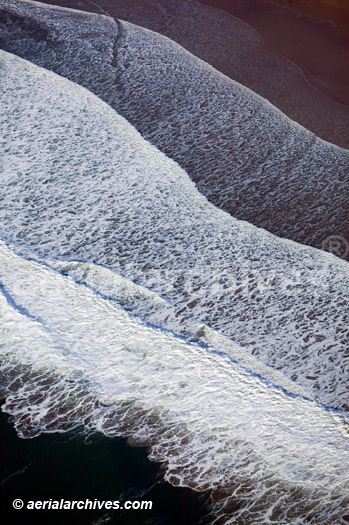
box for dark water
[0,408,205,525]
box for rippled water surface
[0,3,348,523]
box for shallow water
[30,0,349,147]
[199,0,349,105]
[1,240,348,523]
[1,0,348,252]
[1,52,348,410]
[1,6,349,523]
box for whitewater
[32,0,349,148]
[1,0,348,253]
[0,51,348,410]
[0,17,349,522]
[1,241,348,523]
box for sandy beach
[1,2,349,523]
[200,0,349,106]
[261,0,349,36]
[38,0,349,148]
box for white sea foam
[1,0,348,251]
[0,51,348,411]
[30,256,313,401]
[0,241,348,523]
[55,0,349,147]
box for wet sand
[200,0,349,106]
[36,0,349,148]
[259,0,349,36]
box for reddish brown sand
[42,0,349,107]
[263,0,349,36]
[200,0,349,106]
[36,0,349,147]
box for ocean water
[1,0,348,252]
[0,6,349,524]
[1,242,348,523]
[1,52,348,411]
[0,410,204,524]
[36,0,349,149]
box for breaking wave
[1,241,348,523]
[0,51,348,411]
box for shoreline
[35,0,349,148]
[256,0,349,37]
[198,0,349,106]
